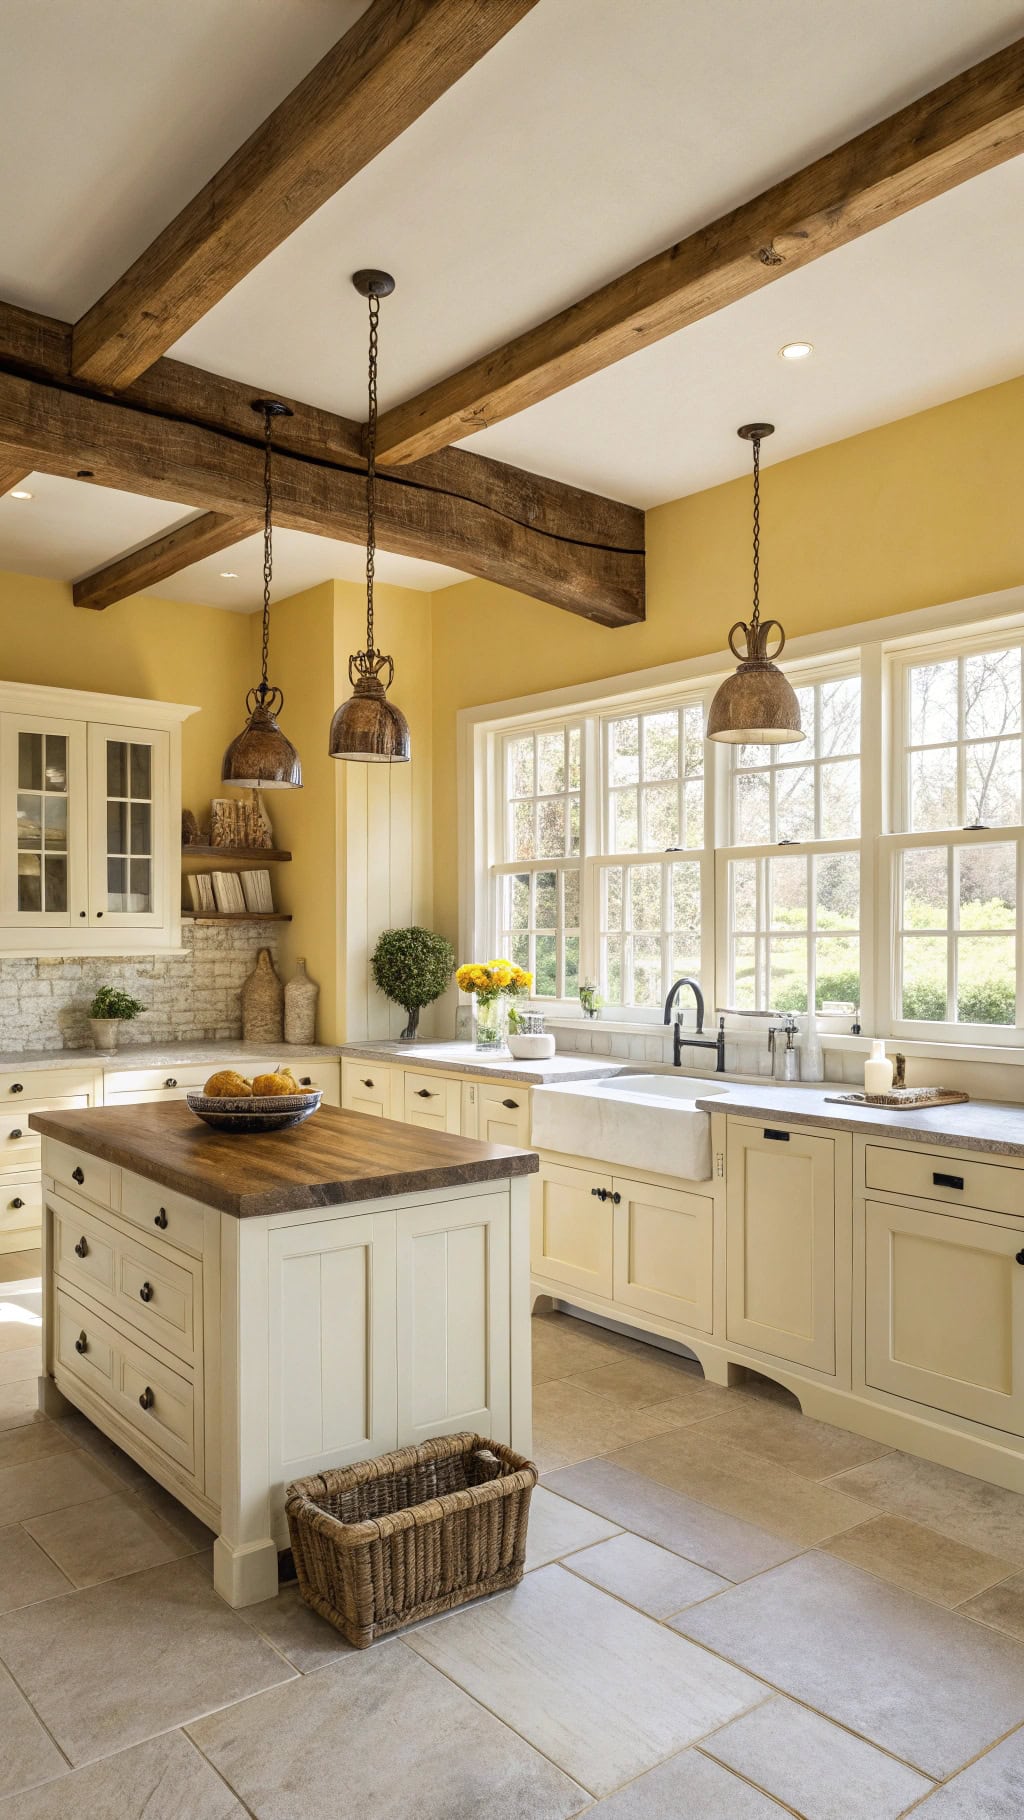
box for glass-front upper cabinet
[0,683,191,952]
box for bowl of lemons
[186,1067,322,1133]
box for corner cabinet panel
[864,1199,1024,1435]
[726,1123,837,1373]
[396,1193,510,1445]
[612,1176,714,1334]
[268,1213,398,1482]
[532,1160,614,1297]
[87,724,169,932]
[0,714,87,928]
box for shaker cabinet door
[612,1175,714,1334]
[0,714,87,927]
[726,1122,837,1373]
[87,724,169,930]
[396,1193,510,1446]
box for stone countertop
[0,1042,346,1076]
[29,1101,537,1218]
[337,1040,624,1086]
[698,1084,1024,1158]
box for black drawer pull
[10,1083,22,1093]
[611,1190,622,1204]
[10,1197,24,1210]
[139,1387,154,1411]
[764,1128,790,1142]
[299,1076,312,1086]
[164,1078,178,1089]
[74,1237,88,1258]
[361,1078,374,1088]
[71,1166,85,1184]
[501,1098,520,1110]
[139,1281,154,1303]
[416,1088,436,1098]
[154,1208,168,1229]
[75,1331,88,1354]
[933,1172,964,1191]
[9,1129,22,1140]
[1016,1249,1024,1266]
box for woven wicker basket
[285,1432,538,1648]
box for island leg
[214,1215,279,1607]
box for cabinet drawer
[0,1176,42,1247]
[2,1096,89,1175]
[119,1171,207,1259]
[103,1063,210,1098]
[55,1287,197,1477]
[0,1067,94,1101]
[341,1060,391,1119]
[43,1137,113,1209]
[402,1070,461,1133]
[53,1199,200,1367]
[476,1082,531,1149]
[864,1144,1024,1220]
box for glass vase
[473,993,510,1052]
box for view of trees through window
[728,851,860,1014]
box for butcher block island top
[29,1099,537,1217]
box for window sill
[543,1016,1024,1069]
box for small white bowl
[507,1033,556,1060]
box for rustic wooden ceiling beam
[0,466,31,497]
[70,0,540,390]
[372,36,1024,464]
[0,364,643,626]
[72,510,261,611]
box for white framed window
[604,704,705,852]
[731,673,861,845]
[718,846,861,1017]
[592,854,704,1009]
[896,638,1023,833]
[493,722,583,1000]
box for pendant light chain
[260,404,274,696]
[750,430,761,634]
[365,292,380,658]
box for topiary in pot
[87,985,145,1053]
[370,927,455,1041]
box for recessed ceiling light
[9,488,33,500]
[219,571,239,579]
[779,341,813,361]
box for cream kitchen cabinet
[401,1068,462,1133]
[0,1062,98,1253]
[0,681,194,954]
[532,1159,614,1298]
[474,1081,531,1149]
[725,1120,840,1375]
[340,1059,391,1119]
[613,1175,714,1334]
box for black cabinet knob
[154,1208,168,1230]
[139,1281,154,1303]
[10,1083,22,1094]
[10,1198,24,1210]
[74,1237,88,1258]
[1016,1249,1024,1266]
[139,1387,154,1410]
[79,910,87,918]
[299,1076,312,1086]
[75,1331,88,1354]
[611,1191,622,1204]
[71,1166,85,1184]
[416,1088,435,1098]
[502,1099,519,1110]
[96,911,103,918]
[361,1078,374,1088]
[165,1078,178,1089]
[9,1129,22,1140]
[591,1186,608,1201]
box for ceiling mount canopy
[329,270,411,764]
[221,400,303,789]
[706,423,805,747]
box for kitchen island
[28,1101,537,1607]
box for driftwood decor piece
[210,793,275,849]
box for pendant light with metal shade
[707,423,805,746]
[329,271,410,764]
[222,401,303,789]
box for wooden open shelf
[182,912,293,923]
[181,847,292,863]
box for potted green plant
[371,927,455,1041]
[88,986,145,1053]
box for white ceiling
[0,476,465,605]
[1,0,1023,590]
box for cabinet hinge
[715,1151,725,1179]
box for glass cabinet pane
[104,738,153,913]
[12,729,70,915]
[18,732,42,790]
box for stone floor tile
[674,1551,1024,1779]
[189,1637,589,1819]
[958,1571,1024,1641]
[824,1513,1014,1606]
[0,1251,41,1283]
[0,1730,246,1818]
[907,1721,1024,1815]
[407,1562,768,1797]
[240,1584,359,1674]
[0,1420,72,1470]
[0,1346,41,1385]
[0,1321,42,1356]
[532,1379,703,1472]
[0,1523,72,1612]
[703,1693,933,1818]
[566,1352,731,1412]
[545,1458,798,1579]
[50,1408,155,1493]
[607,1425,875,1546]
[0,1378,44,1430]
[24,1489,195,1587]
[0,1554,295,1765]
[590,1747,788,1816]
[134,1478,218,1551]
[694,1397,891,1478]
[0,1660,66,1798]
[830,1451,1024,1564]
[525,1485,621,1569]
[0,1448,123,1525]
[565,1530,729,1616]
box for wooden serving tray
[824,1087,969,1109]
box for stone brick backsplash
[0,923,281,1053]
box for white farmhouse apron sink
[530,1075,728,1180]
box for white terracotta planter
[89,1017,121,1052]
[507,1033,556,1060]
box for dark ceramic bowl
[185,1090,322,1133]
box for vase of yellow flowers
[456,959,533,1053]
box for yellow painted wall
[0,570,252,813]
[430,374,1024,951]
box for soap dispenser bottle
[864,1039,893,1096]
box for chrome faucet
[663,977,726,1071]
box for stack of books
[185,870,275,916]
[186,874,216,915]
